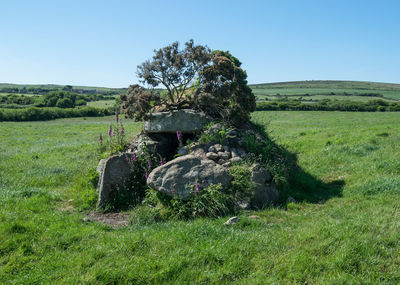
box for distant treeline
[0,85,120,96]
[0,91,115,108]
[0,106,113,122]
[256,99,400,112]
[266,92,385,97]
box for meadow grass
[1,112,400,284]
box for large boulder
[97,153,134,208]
[250,164,279,208]
[144,109,211,134]
[147,155,232,200]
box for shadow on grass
[249,122,344,204]
[287,168,344,203]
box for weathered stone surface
[147,155,232,200]
[208,145,217,153]
[230,157,242,163]
[251,164,272,184]
[250,164,278,208]
[192,145,208,159]
[177,146,189,156]
[97,153,134,208]
[144,109,211,134]
[206,152,219,161]
[214,144,224,152]
[96,159,106,175]
[224,216,239,225]
[220,151,231,160]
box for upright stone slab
[97,153,134,208]
[147,155,232,200]
[144,109,211,134]
[250,164,279,208]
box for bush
[121,40,256,126]
[56,98,74,108]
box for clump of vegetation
[120,40,256,126]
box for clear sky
[1,0,399,87]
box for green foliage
[124,40,256,126]
[0,106,113,122]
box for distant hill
[249,80,400,101]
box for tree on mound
[120,40,256,126]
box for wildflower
[115,111,119,123]
[120,123,124,135]
[145,171,148,180]
[194,181,199,194]
[117,136,120,145]
[108,125,112,137]
[160,158,164,166]
[99,133,103,145]
[176,130,181,141]
[148,158,152,169]
[133,152,137,161]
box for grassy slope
[1,112,400,283]
[250,80,400,100]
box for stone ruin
[96,109,279,210]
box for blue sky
[1,0,399,87]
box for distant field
[87,100,116,108]
[250,80,400,101]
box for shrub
[121,40,256,126]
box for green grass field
[1,111,400,283]
[87,100,116,108]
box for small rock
[223,145,230,152]
[82,217,92,223]
[178,147,189,156]
[231,148,239,158]
[222,162,232,168]
[237,200,250,209]
[206,152,219,161]
[217,158,227,165]
[248,215,260,219]
[208,145,217,153]
[230,157,242,163]
[214,144,224,152]
[228,130,238,136]
[224,216,239,225]
[220,151,231,160]
[287,196,296,203]
[217,151,225,158]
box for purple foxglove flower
[108,125,112,137]
[176,130,181,141]
[99,133,103,145]
[133,152,137,161]
[194,181,199,194]
[120,123,124,135]
[160,158,164,166]
[115,111,119,123]
[117,136,120,145]
[148,158,152,169]
[145,171,148,180]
